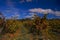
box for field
[0,15,60,40]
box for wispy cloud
[11,12,20,19]
[20,0,25,3]
[25,13,34,18]
[26,0,32,2]
[55,11,60,16]
[29,8,60,16]
[20,0,32,3]
[3,7,20,19]
[6,0,14,7]
[5,0,21,19]
[25,15,32,18]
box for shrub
[5,20,20,33]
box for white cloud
[29,8,54,14]
[25,13,34,18]
[29,8,60,16]
[25,15,32,18]
[55,11,60,16]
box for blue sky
[0,0,60,19]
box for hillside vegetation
[0,13,60,40]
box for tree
[0,12,5,27]
[0,12,6,34]
[40,14,55,40]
